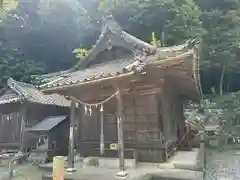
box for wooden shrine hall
[34,15,202,171]
[0,78,70,152]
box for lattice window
[25,118,38,128]
[0,112,21,123]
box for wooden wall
[160,89,185,144]
[86,46,133,67]
[76,91,167,162]
[0,103,69,150]
[0,103,22,146]
[23,104,69,149]
[47,118,69,161]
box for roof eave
[147,49,202,103]
[42,72,135,93]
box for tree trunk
[219,63,226,96]
[226,75,231,93]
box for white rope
[75,90,119,107]
[73,90,119,155]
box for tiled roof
[0,91,20,104]
[26,115,68,132]
[32,15,156,85]
[40,58,140,89]
[104,15,156,54]
[39,47,197,90]
[32,70,70,84]
[72,15,156,69]
[34,16,197,90]
[0,78,70,107]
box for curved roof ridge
[7,78,31,98]
[70,14,156,70]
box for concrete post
[100,105,105,156]
[199,131,206,179]
[53,156,65,180]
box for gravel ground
[205,149,240,180]
[0,149,239,180]
[0,164,41,180]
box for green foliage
[150,32,161,47]
[87,157,99,167]
[198,0,240,94]
[0,59,44,88]
[0,0,18,17]
[73,47,89,59]
[99,0,203,45]
[0,46,44,88]
[0,0,239,96]
[207,91,240,121]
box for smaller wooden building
[0,78,70,151]
[27,115,69,162]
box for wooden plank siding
[0,103,69,150]
[0,111,22,144]
[76,91,167,162]
[0,103,22,146]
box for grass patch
[11,164,42,180]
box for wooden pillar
[75,107,82,151]
[67,97,77,172]
[20,103,26,152]
[116,89,128,177]
[178,102,187,149]
[131,84,138,156]
[160,90,171,141]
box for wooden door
[0,112,22,144]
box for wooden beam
[67,97,77,172]
[43,72,134,92]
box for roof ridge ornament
[7,78,28,98]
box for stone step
[42,173,52,180]
[39,163,53,172]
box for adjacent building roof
[0,89,21,104]
[0,78,70,107]
[26,115,68,132]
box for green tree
[0,47,44,88]
[0,0,18,17]
[197,0,240,95]
[99,0,203,46]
